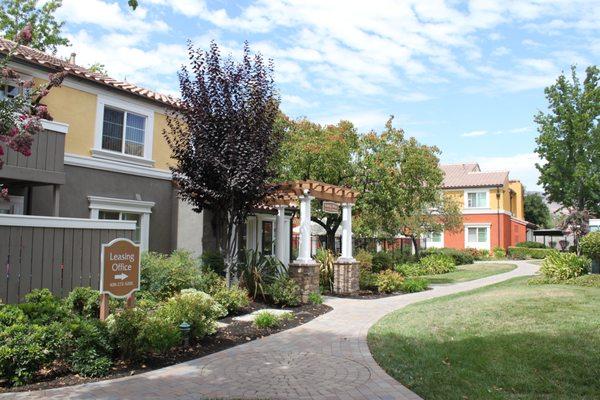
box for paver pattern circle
[199,351,371,397]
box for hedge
[508,246,555,259]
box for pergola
[264,180,359,265]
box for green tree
[354,117,462,255]
[0,0,69,53]
[524,193,552,228]
[88,62,107,75]
[276,117,359,250]
[534,65,600,218]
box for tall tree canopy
[534,65,600,216]
[524,193,552,228]
[164,41,280,283]
[354,117,462,254]
[0,0,68,53]
[276,118,358,249]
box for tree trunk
[411,236,420,258]
[325,230,336,252]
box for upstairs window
[0,83,21,100]
[101,106,146,157]
[467,191,487,208]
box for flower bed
[0,250,331,393]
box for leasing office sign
[100,238,140,298]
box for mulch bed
[1,302,332,393]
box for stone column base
[333,260,360,295]
[288,261,320,303]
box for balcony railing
[0,121,68,185]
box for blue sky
[53,0,600,190]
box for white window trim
[425,230,444,248]
[88,196,154,251]
[464,223,491,250]
[94,95,155,167]
[464,189,490,209]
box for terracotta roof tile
[441,163,508,188]
[0,38,178,107]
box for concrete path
[3,261,539,400]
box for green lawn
[421,263,516,284]
[368,277,600,400]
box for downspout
[496,187,501,249]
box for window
[0,196,24,215]
[0,83,21,100]
[99,211,142,243]
[429,231,442,242]
[89,196,154,251]
[467,191,488,208]
[465,225,490,250]
[101,106,146,157]
[261,220,274,255]
[467,227,487,243]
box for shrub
[464,247,488,260]
[140,251,203,300]
[420,248,474,265]
[107,307,181,359]
[492,246,506,259]
[69,350,112,378]
[18,288,67,324]
[316,248,335,292]
[0,304,26,328]
[376,270,404,293]
[419,254,456,274]
[580,232,600,259]
[253,311,281,329]
[268,276,301,307]
[508,246,554,259]
[390,248,416,265]
[107,308,147,359]
[238,249,282,301]
[355,249,373,270]
[540,251,590,281]
[67,318,113,377]
[400,277,429,293]
[65,287,101,319]
[395,263,426,277]
[308,292,323,305]
[0,322,66,386]
[201,250,225,275]
[516,241,547,249]
[359,269,378,291]
[139,315,181,354]
[196,269,225,295]
[155,289,226,340]
[372,251,395,272]
[212,285,250,314]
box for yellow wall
[152,112,171,170]
[36,78,172,170]
[444,183,523,215]
[509,181,525,220]
[36,78,97,157]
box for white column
[338,203,355,262]
[275,205,287,264]
[295,190,315,264]
[140,213,150,252]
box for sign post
[99,238,141,320]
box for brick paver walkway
[3,261,539,400]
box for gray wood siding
[0,129,66,184]
[0,226,134,303]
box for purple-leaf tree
[164,41,281,284]
[0,24,66,198]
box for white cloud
[462,130,488,137]
[477,153,542,190]
[491,46,510,57]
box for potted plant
[580,232,600,274]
